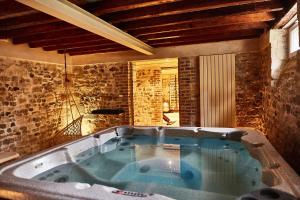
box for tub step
[0,152,19,164]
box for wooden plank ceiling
[0,0,296,56]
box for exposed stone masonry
[178,57,199,126]
[263,53,300,174]
[0,58,132,155]
[162,74,179,111]
[260,45,272,135]
[258,29,300,174]
[72,62,131,133]
[178,54,269,130]
[178,51,300,175]
[235,52,266,130]
[0,53,274,156]
[0,57,64,155]
[133,67,162,126]
[0,41,299,175]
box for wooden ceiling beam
[12,29,99,44]
[130,13,273,36]
[0,0,182,31]
[1,12,273,41]
[0,0,93,21]
[9,11,274,45]
[0,12,273,40]
[0,0,86,20]
[0,0,87,25]
[46,42,121,52]
[0,0,280,33]
[42,23,267,51]
[16,0,154,55]
[0,12,58,30]
[86,0,183,16]
[58,44,127,54]
[151,34,259,48]
[0,21,75,38]
[148,29,262,44]
[274,2,297,28]
[59,29,262,54]
[138,23,267,41]
[149,29,262,46]
[104,0,273,23]
[67,29,261,56]
[28,35,113,48]
[119,2,282,30]
[68,0,87,6]
[69,48,130,56]
[0,0,38,20]
[1,0,285,53]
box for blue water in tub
[33,134,264,199]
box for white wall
[270,29,289,80]
[0,39,70,65]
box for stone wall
[235,52,266,130]
[257,28,300,174]
[234,30,300,174]
[133,67,162,126]
[178,57,199,126]
[0,57,64,155]
[1,37,299,176]
[178,54,270,129]
[263,53,300,174]
[178,55,267,128]
[0,58,132,155]
[72,62,131,134]
[260,45,272,135]
[162,73,179,111]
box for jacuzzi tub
[0,126,299,200]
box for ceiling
[0,0,296,56]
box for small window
[289,22,300,53]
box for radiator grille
[199,54,236,127]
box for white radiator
[199,54,236,127]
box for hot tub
[0,126,299,200]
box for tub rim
[0,126,299,200]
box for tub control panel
[112,190,148,197]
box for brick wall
[257,28,300,174]
[72,62,131,133]
[178,57,199,126]
[235,52,266,130]
[162,74,179,111]
[0,57,64,155]
[260,45,272,134]
[234,31,300,174]
[133,67,162,126]
[263,53,300,174]
[179,45,300,174]
[178,54,270,129]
